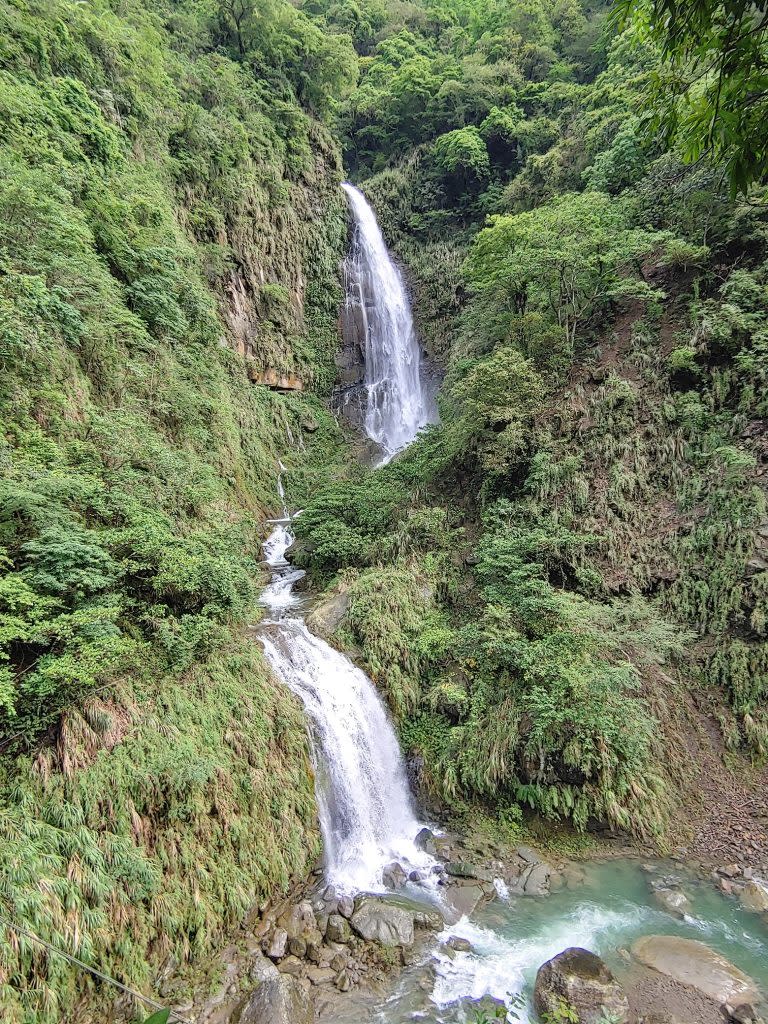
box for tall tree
[614,0,768,194]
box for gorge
[1,0,767,1021]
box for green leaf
[143,1010,171,1024]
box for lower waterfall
[257,488,432,893]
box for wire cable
[0,915,194,1023]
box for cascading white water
[341,182,431,460]
[257,474,432,893]
[253,192,438,890]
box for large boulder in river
[652,886,692,918]
[740,878,768,914]
[350,894,444,947]
[534,948,630,1024]
[350,896,414,946]
[239,961,313,1024]
[382,861,408,890]
[631,936,760,1008]
[415,827,437,856]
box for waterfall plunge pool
[318,858,768,1024]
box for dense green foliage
[614,0,768,193]
[294,0,768,841]
[1,0,767,1017]
[0,0,356,1019]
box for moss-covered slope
[0,0,356,1019]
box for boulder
[415,827,437,855]
[238,971,313,1024]
[443,994,507,1021]
[337,894,355,919]
[516,844,542,865]
[446,935,473,953]
[335,968,353,992]
[740,878,768,914]
[522,862,552,896]
[276,902,317,941]
[446,861,493,883]
[444,882,485,922]
[653,887,692,918]
[306,589,350,638]
[509,861,553,896]
[631,936,760,1007]
[412,904,446,931]
[249,952,279,984]
[534,947,630,1024]
[265,928,288,960]
[306,966,335,985]
[276,956,305,978]
[315,912,329,937]
[382,861,408,890]
[349,896,415,946]
[325,913,352,944]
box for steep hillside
[0,0,356,1019]
[1,0,767,1018]
[295,0,768,849]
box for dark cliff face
[334,249,368,429]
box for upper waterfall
[341,182,431,460]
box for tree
[480,104,523,164]
[465,192,660,350]
[614,0,768,194]
[582,116,648,193]
[432,126,490,195]
[216,0,357,116]
[446,347,545,476]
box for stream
[254,185,768,1022]
[334,859,768,1023]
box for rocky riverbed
[165,828,768,1024]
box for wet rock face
[334,261,367,430]
[740,877,768,913]
[631,935,760,1008]
[238,969,313,1024]
[534,947,630,1024]
[305,588,351,640]
[414,827,437,856]
[382,861,409,890]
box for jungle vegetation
[0,0,766,1019]
[294,0,768,838]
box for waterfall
[253,189,437,892]
[257,475,432,893]
[341,182,431,460]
